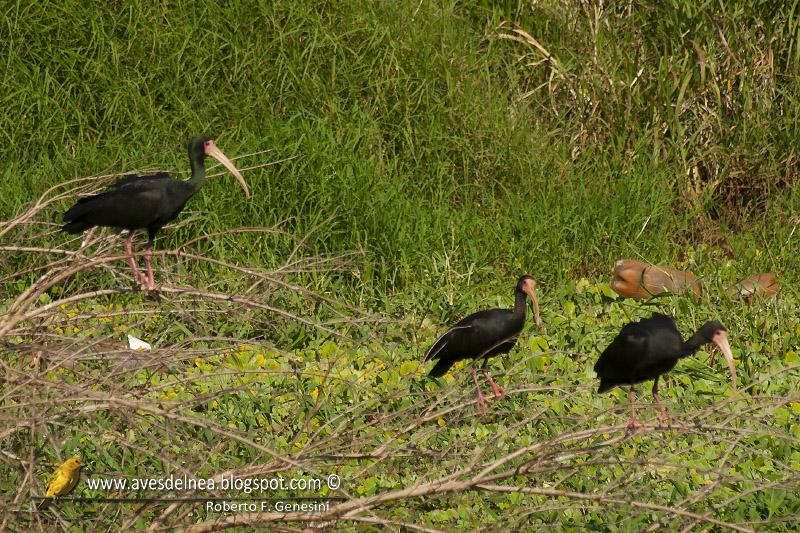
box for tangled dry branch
[1,163,798,531]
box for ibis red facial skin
[423,275,542,412]
[594,314,736,430]
[62,136,249,290]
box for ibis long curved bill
[712,330,737,392]
[205,140,250,199]
[521,278,542,329]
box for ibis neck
[188,154,207,191]
[682,331,710,357]
[513,290,528,318]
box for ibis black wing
[423,324,473,362]
[594,322,650,381]
[423,309,515,361]
[594,314,682,391]
[646,313,677,329]
[111,172,173,190]
[62,178,194,233]
[423,323,475,377]
[627,315,684,376]
[423,309,519,377]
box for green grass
[2,0,798,294]
[1,0,799,530]
[2,280,798,530]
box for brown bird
[727,273,779,303]
[610,260,701,300]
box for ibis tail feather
[428,358,454,378]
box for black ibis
[611,259,702,300]
[62,136,249,290]
[423,275,542,411]
[727,272,779,302]
[594,313,736,429]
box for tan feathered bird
[610,259,702,300]
[727,273,779,303]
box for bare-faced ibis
[611,259,701,300]
[727,272,779,303]
[594,313,736,429]
[62,136,249,290]
[423,275,542,412]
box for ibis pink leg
[124,237,146,287]
[652,377,672,427]
[472,368,490,413]
[627,386,639,431]
[483,370,505,400]
[143,246,155,291]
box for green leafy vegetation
[1,0,799,530]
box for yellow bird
[42,456,83,505]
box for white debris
[127,335,152,351]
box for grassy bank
[2,1,798,297]
[1,0,799,530]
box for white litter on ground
[127,334,152,351]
